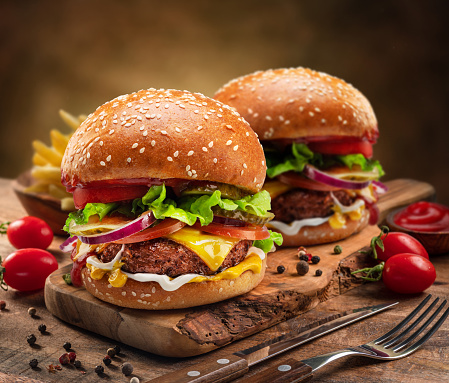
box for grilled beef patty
[98,238,252,278]
[271,189,356,223]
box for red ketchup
[394,201,449,232]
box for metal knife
[144,302,397,383]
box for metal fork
[244,295,449,382]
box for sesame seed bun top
[61,88,266,193]
[214,67,378,142]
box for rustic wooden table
[0,177,448,383]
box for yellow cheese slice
[164,227,240,272]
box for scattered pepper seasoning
[103,355,112,366]
[311,255,321,264]
[38,324,47,334]
[28,307,37,316]
[333,245,342,254]
[296,261,309,276]
[277,265,285,274]
[121,362,134,376]
[0,300,6,310]
[107,347,116,357]
[26,334,37,346]
[29,359,39,369]
[95,365,105,374]
[63,341,72,351]
[315,269,323,277]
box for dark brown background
[1,1,448,204]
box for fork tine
[393,300,447,351]
[374,294,432,344]
[396,303,449,356]
[383,297,440,348]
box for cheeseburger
[214,68,385,246]
[60,88,282,310]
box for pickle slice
[180,182,248,200]
[212,207,275,225]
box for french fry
[48,184,71,200]
[31,166,62,183]
[50,130,71,155]
[32,140,63,167]
[32,152,49,167]
[61,197,75,212]
[59,109,82,131]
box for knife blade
[144,302,397,383]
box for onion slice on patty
[76,212,156,245]
[303,165,371,190]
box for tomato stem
[0,256,8,291]
[351,261,385,281]
[0,221,10,235]
[360,225,389,259]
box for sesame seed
[174,151,179,157]
[106,155,111,161]
[132,143,138,149]
[309,112,315,117]
[186,165,190,171]
[208,141,213,148]
[338,116,343,121]
[233,145,239,151]
[204,115,209,120]
[164,104,170,109]
[226,140,232,145]
[175,127,181,133]
[299,106,304,112]
[109,129,114,134]
[100,161,106,166]
[187,150,194,156]
[140,147,145,153]
[99,141,104,146]
[143,131,148,136]
[213,158,218,163]
[243,163,247,168]
[151,140,156,146]
[161,130,167,135]
[202,147,208,152]
[127,158,132,163]
[167,157,173,161]
[194,110,199,114]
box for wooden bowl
[386,208,449,255]
[11,171,73,236]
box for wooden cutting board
[44,179,435,357]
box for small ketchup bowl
[386,206,449,255]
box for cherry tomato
[308,140,373,158]
[278,171,341,191]
[7,216,53,250]
[1,248,58,291]
[193,222,270,240]
[375,232,428,262]
[73,185,149,209]
[382,253,436,294]
[113,218,186,244]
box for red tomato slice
[193,222,270,240]
[113,218,186,244]
[308,140,373,158]
[73,185,149,209]
[278,171,341,191]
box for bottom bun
[81,257,266,310]
[274,209,370,247]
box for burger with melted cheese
[60,88,282,310]
[214,68,385,246]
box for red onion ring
[303,165,371,190]
[60,236,78,252]
[78,212,156,245]
[372,180,388,194]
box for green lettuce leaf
[64,185,273,232]
[266,143,384,178]
[253,230,284,253]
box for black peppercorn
[277,265,285,274]
[73,360,82,368]
[311,255,320,264]
[107,347,116,357]
[315,269,323,277]
[296,261,309,276]
[28,307,36,316]
[0,300,6,310]
[38,324,46,334]
[113,345,121,354]
[63,341,72,351]
[95,365,104,374]
[26,334,37,346]
[298,253,309,262]
[103,355,112,366]
[29,359,39,369]
[121,362,134,376]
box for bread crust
[214,67,378,142]
[271,208,370,247]
[61,88,266,194]
[81,257,266,310]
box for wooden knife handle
[143,354,249,383]
[242,358,313,382]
